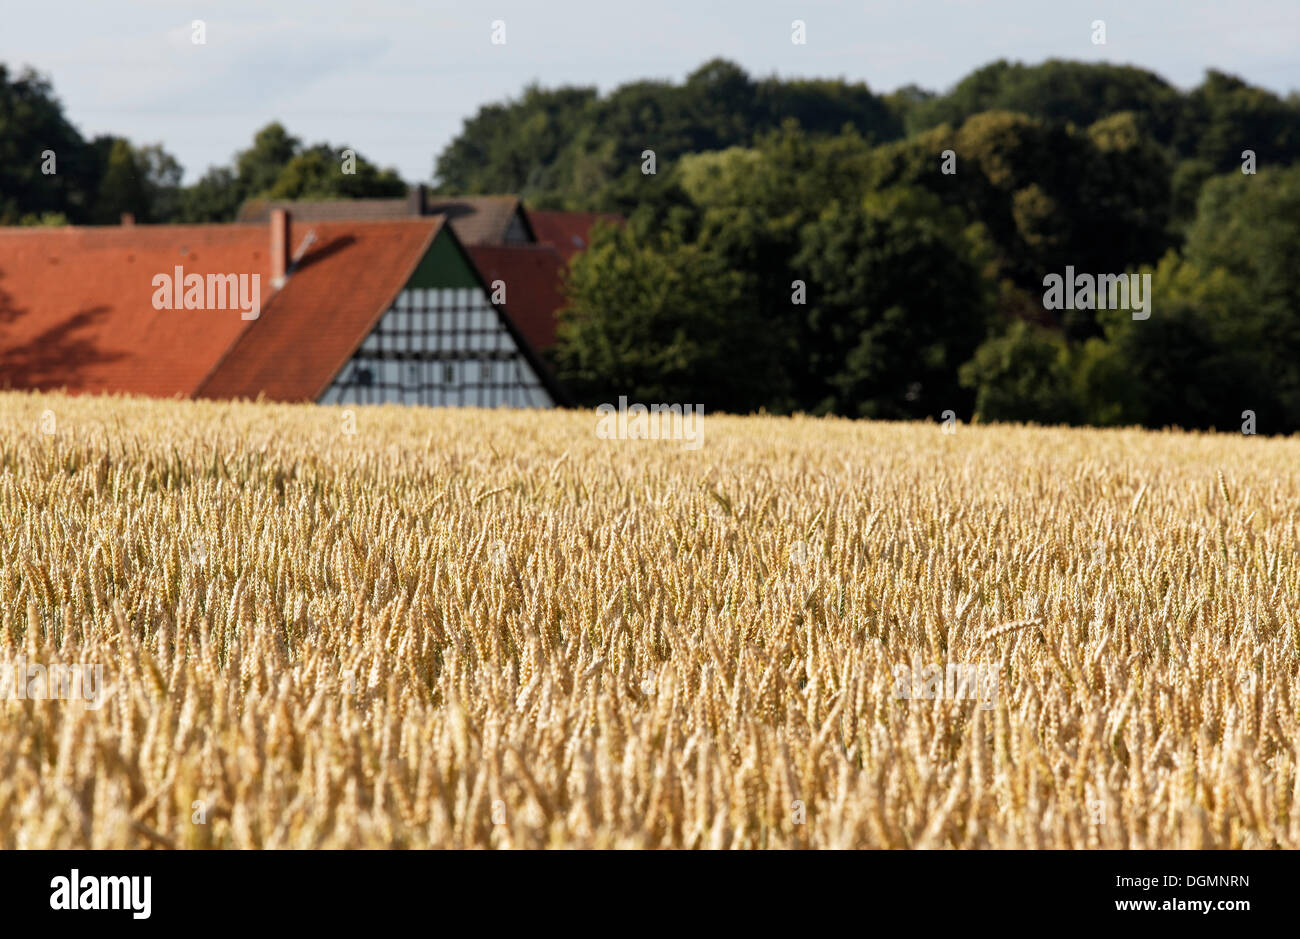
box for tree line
[0,64,403,227]
[4,57,1299,430]
[443,58,1298,431]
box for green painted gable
[404,228,482,289]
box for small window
[355,366,374,387]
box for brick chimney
[120,213,135,226]
[270,208,290,287]
[406,183,427,216]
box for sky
[3,1,1298,185]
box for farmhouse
[238,188,623,352]
[0,209,566,407]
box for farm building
[238,189,622,353]
[0,210,566,407]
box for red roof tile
[526,210,622,263]
[468,244,566,352]
[197,218,443,401]
[0,225,271,397]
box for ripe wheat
[0,390,1297,848]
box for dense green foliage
[474,59,1296,432]
[435,60,902,207]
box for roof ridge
[0,217,446,235]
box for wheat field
[0,390,1297,848]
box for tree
[172,123,409,221]
[1184,166,1300,323]
[134,143,185,222]
[234,122,301,199]
[1176,70,1300,172]
[862,110,1171,336]
[908,59,1183,143]
[1169,158,1216,235]
[553,222,778,413]
[179,167,243,222]
[0,65,95,223]
[960,321,1080,424]
[432,60,899,211]
[1069,253,1262,430]
[1176,166,1300,424]
[173,123,302,222]
[672,123,885,411]
[90,138,149,224]
[434,85,598,197]
[794,189,995,418]
[264,144,406,200]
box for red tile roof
[526,210,622,263]
[197,218,442,401]
[468,244,566,351]
[0,220,442,402]
[0,215,571,405]
[0,225,271,397]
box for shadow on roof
[0,304,127,391]
[292,234,357,274]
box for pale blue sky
[4,1,1297,184]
